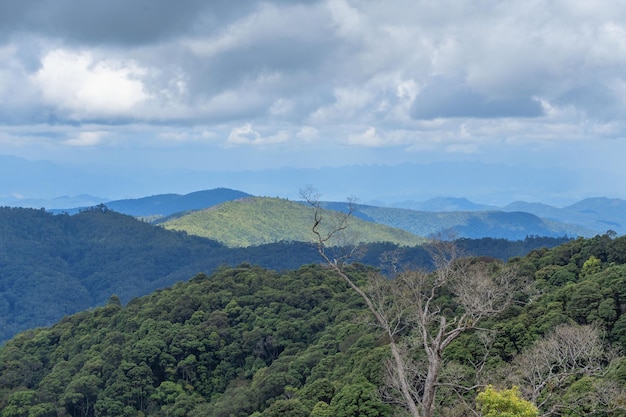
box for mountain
[105,188,252,218]
[319,202,594,240]
[0,204,572,344]
[503,197,626,234]
[47,188,252,218]
[0,264,392,417]
[391,196,497,212]
[4,194,109,210]
[0,206,326,343]
[4,153,621,207]
[160,197,425,247]
[2,235,626,416]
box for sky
[1,0,626,203]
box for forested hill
[2,234,626,416]
[0,205,328,344]
[0,206,569,344]
[160,197,425,247]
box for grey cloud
[555,84,625,120]
[0,0,262,45]
[411,77,544,120]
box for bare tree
[302,188,519,417]
[508,323,622,416]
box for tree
[303,188,519,417]
[476,385,538,417]
[508,323,619,415]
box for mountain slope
[503,197,626,234]
[160,197,426,247]
[319,202,595,239]
[0,206,327,343]
[392,196,497,211]
[105,188,252,218]
[0,264,391,417]
[3,236,626,416]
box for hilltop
[159,197,426,247]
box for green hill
[0,205,569,345]
[3,234,626,416]
[321,202,595,239]
[160,197,425,247]
[0,264,388,417]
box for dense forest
[1,233,626,416]
[0,206,568,344]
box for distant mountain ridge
[391,196,497,212]
[105,188,252,218]
[8,185,626,238]
[37,191,626,239]
[501,197,626,235]
[48,188,252,218]
[321,202,595,240]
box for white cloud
[62,131,108,147]
[346,127,384,147]
[309,87,373,125]
[226,123,289,146]
[31,49,149,118]
[295,126,319,142]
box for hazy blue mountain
[1,153,610,207]
[392,196,497,211]
[319,202,594,239]
[502,197,626,234]
[354,206,594,239]
[503,201,562,217]
[47,188,252,218]
[105,188,252,218]
[4,194,109,209]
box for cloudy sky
[1,0,626,202]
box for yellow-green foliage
[476,386,538,417]
[161,197,424,247]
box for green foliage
[0,264,388,417]
[476,386,538,417]
[161,197,425,247]
[329,378,391,417]
[3,213,626,417]
[0,205,571,343]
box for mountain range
[39,189,624,240]
[2,153,622,207]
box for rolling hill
[160,197,426,247]
[503,197,626,234]
[320,202,595,240]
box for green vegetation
[160,197,426,247]
[476,386,538,417]
[0,205,571,345]
[351,205,594,239]
[2,233,626,416]
[0,264,391,417]
[0,205,322,344]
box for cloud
[346,127,385,147]
[31,49,149,119]
[411,77,544,119]
[226,123,289,146]
[0,0,259,46]
[62,131,108,146]
[2,0,626,183]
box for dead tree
[509,323,622,416]
[302,188,518,417]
